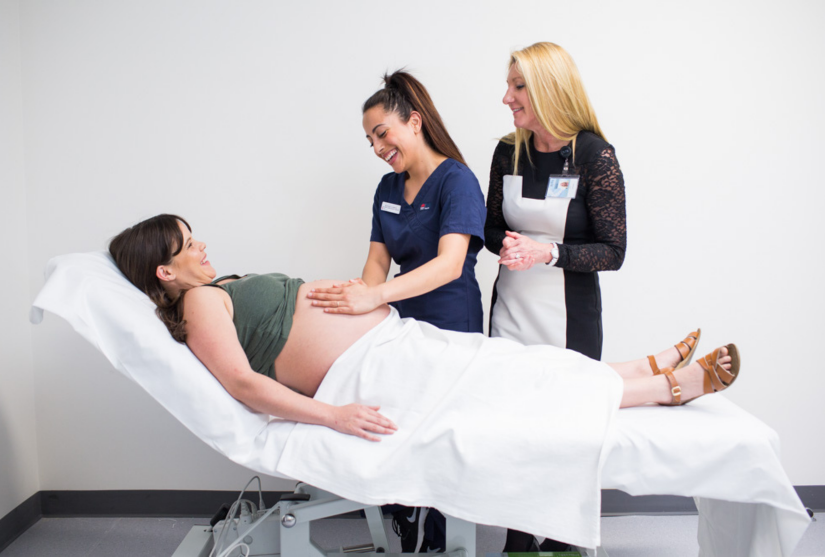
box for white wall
[0,0,41,517]
[10,0,825,497]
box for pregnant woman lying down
[110,214,739,442]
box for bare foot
[669,346,733,403]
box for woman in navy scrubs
[307,71,486,552]
[308,71,486,332]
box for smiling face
[362,105,422,174]
[157,220,216,291]
[503,64,541,134]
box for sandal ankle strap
[662,369,682,405]
[648,355,661,375]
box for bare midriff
[274,280,390,397]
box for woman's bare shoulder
[184,284,224,300]
[183,284,234,320]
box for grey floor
[1,514,823,556]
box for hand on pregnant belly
[307,278,383,315]
[329,403,398,442]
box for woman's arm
[361,241,391,287]
[498,147,626,272]
[183,287,397,441]
[556,147,626,271]
[484,141,512,256]
[373,232,469,300]
[308,233,470,314]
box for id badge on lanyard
[546,144,580,199]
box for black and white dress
[484,132,626,360]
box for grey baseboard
[39,489,289,517]
[0,493,41,554]
[602,486,825,516]
[0,489,288,553]
[601,490,697,515]
[2,486,823,552]
[795,486,825,511]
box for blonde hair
[503,42,606,174]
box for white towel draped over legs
[277,307,623,549]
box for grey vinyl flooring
[1,513,823,556]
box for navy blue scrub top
[370,158,486,333]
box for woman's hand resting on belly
[307,277,385,315]
[273,280,390,397]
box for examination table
[30,252,811,556]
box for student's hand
[307,278,384,315]
[328,404,397,442]
[498,231,547,271]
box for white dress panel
[491,175,572,347]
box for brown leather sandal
[659,343,740,406]
[648,328,702,375]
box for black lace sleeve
[484,142,512,256]
[556,147,626,272]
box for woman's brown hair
[109,214,191,343]
[363,70,466,166]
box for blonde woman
[486,42,626,360]
[484,42,627,552]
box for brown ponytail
[109,214,191,343]
[363,70,466,166]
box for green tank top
[205,273,305,380]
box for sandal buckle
[671,386,682,397]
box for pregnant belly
[274,280,390,396]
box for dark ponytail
[363,70,466,166]
[109,214,191,343]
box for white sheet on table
[603,397,811,556]
[276,308,622,548]
[31,251,811,555]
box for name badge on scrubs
[546,175,580,199]
[381,202,401,214]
